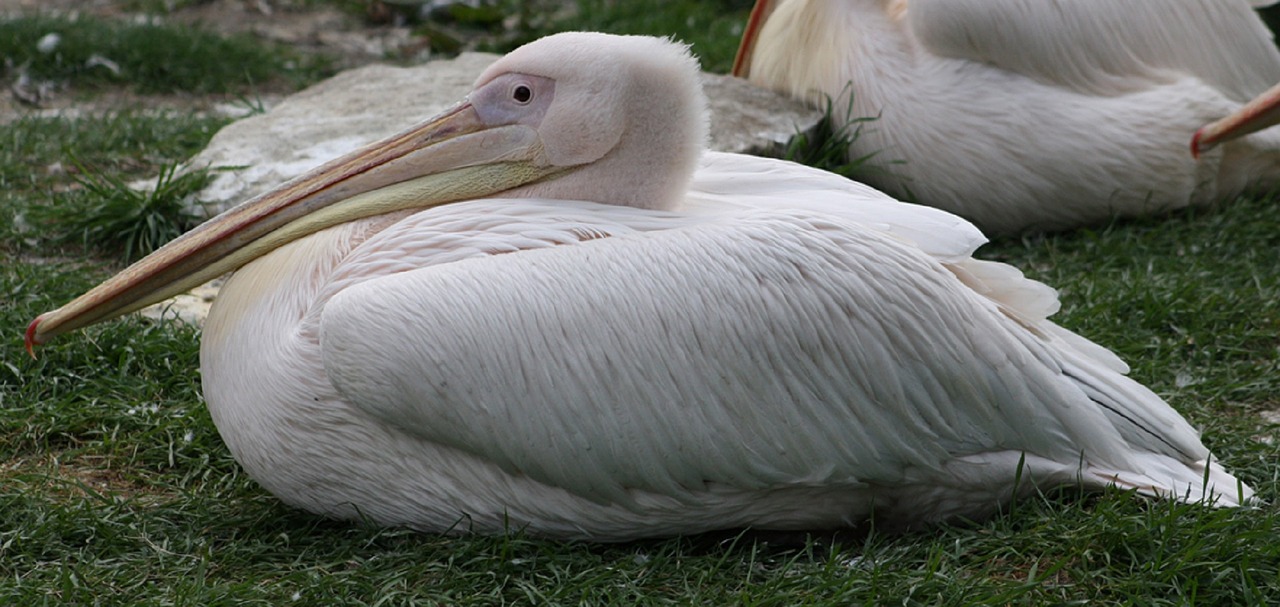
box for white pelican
[733,0,1280,234]
[28,33,1251,541]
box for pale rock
[185,53,822,215]
[140,279,224,327]
[188,54,498,216]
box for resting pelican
[733,0,1280,234]
[28,33,1251,541]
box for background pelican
[29,32,1250,541]
[733,0,1280,234]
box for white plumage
[31,33,1250,540]
[734,0,1280,234]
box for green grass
[0,14,329,94]
[0,112,229,192]
[31,161,213,263]
[781,91,888,179]
[477,0,754,73]
[0,113,232,261]
[289,0,752,71]
[3,3,1280,605]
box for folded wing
[910,0,1280,101]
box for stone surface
[187,53,498,216]
[702,71,821,159]
[184,53,822,215]
[139,279,223,327]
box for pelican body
[29,33,1253,540]
[734,0,1280,234]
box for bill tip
[1190,129,1205,160]
[25,316,44,359]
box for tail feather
[1086,453,1254,508]
[892,450,1253,528]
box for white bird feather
[735,0,1280,233]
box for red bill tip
[1190,129,1205,160]
[25,316,43,359]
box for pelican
[733,0,1280,234]
[28,33,1251,541]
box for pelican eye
[512,84,533,104]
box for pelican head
[27,32,709,350]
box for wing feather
[688,152,986,261]
[909,0,1280,100]
[692,154,1131,372]
[318,208,1205,506]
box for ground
[1,0,441,121]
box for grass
[0,14,329,94]
[489,0,754,73]
[30,160,214,263]
[781,89,889,179]
[3,1,1280,605]
[0,112,232,261]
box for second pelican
[733,0,1280,234]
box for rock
[189,53,498,216]
[140,279,223,327]
[701,72,821,159]
[185,53,822,215]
